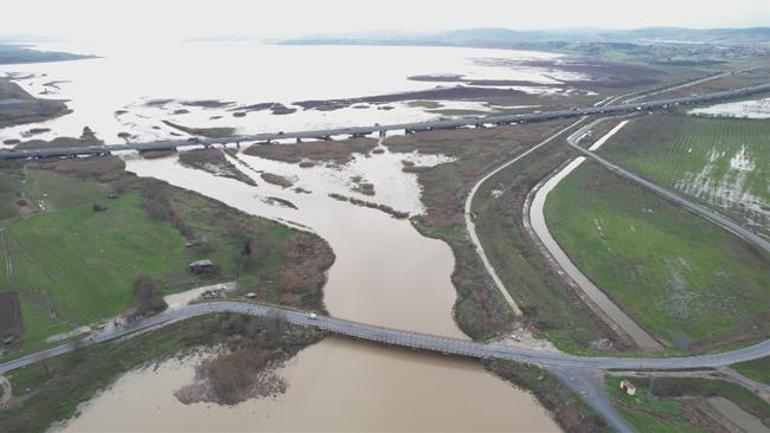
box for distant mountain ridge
[278,26,770,48]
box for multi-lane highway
[2,82,770,161]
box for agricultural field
[0,162,332,355]
[600,114,770,237]
[544,161,770,349]
[606,376,770,433]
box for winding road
[2,75,769,433]
[2,301,770,376]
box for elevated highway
[2,82,769,161]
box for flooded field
[689,97,770,119]
[54,148,561,432]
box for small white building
[619,379,637,396]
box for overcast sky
[5,0,770,42]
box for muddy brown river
[57,148,561,432]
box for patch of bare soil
[639,67,770,102]
[408,74,542,87]
[15,127,102,150]
[161,120,236,139]
[263,196,297,209]
[328,193,409,219]
[292,86,540,110]
[385,122,569,228]
[35,156,126,182]
[178,149,256,186]
[0,292,23,337]
[0,80,71,128]
[261,172,295,188]
[141,149,176,159]
[175,347,288,405]
[180,100,233,109]
[521,59,661,89]
[244,137,377,165]
[350,175,375,196]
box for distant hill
[0,43,95,65]
[278,26,770,48]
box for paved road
[526,119,663,351]
[3,301,770,376]
[718,367,770,403]
[568,128,770,255]
[463,118,587,316]
[3,82,770,161]
[549,367,636,433]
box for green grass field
[470,138,609,352]
[732,357,770,384]
[1,170,194,349]
[544,161,770,348]
[607,376,770,433]
[600,114,770,237]
[606,376,770,433]
[0,166,329,355]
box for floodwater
[60,338,558,432]
[689,97,770,119]
[528,121,663,351]
[56,148,562,432]
[0,42,582,143]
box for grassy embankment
[178,148,256,186]
[244,120,614,350]
[544,160,770,350]
[0,158,332,356]
[600,114,770,238]
[606,376,770,432]
[383,122,578,340]
[486,359,610,432]
[468,127,624,352]
[240,121,615,432]
[732,357,770,384]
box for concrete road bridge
[1,301,768,433]
[3,300,769,377]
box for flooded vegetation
[47,144,565,432]
[600,114,770,237]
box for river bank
[42,143,567,432]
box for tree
[133,276,167,317]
